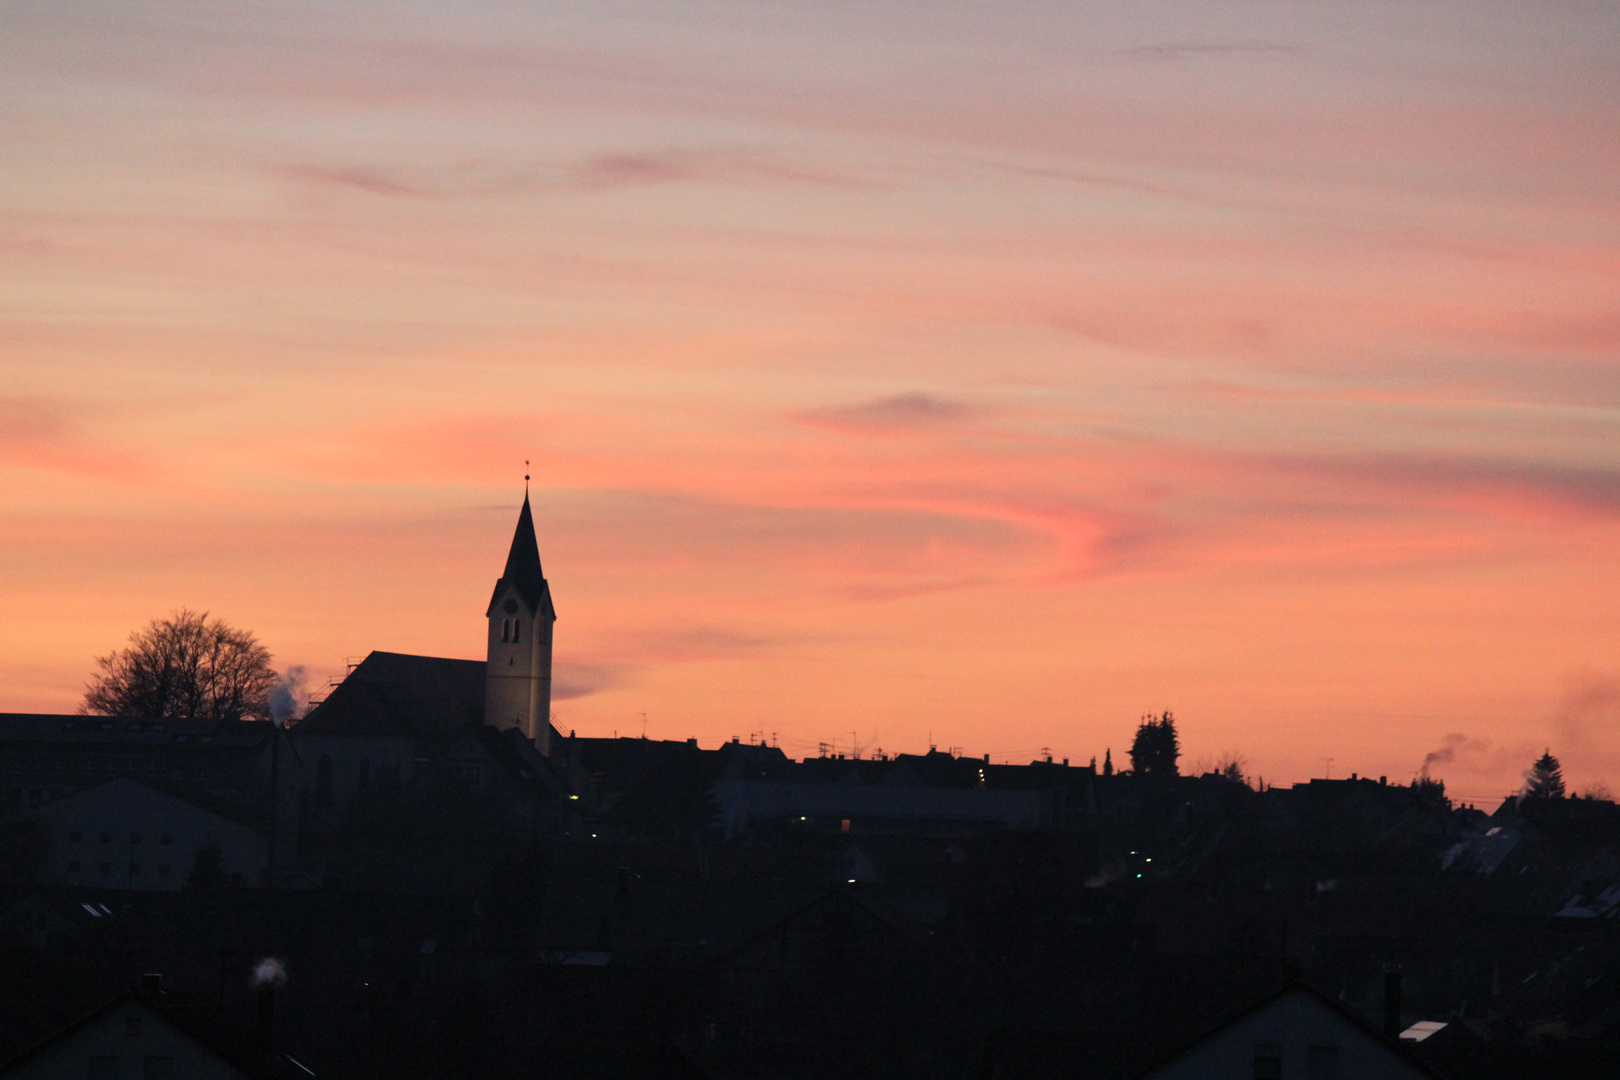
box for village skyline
[4,0,1618,806]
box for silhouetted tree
[1207,750,1249,785]
[1524,750,1566,800]
[82,609,276,720]
[1129,712,1180,778]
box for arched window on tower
[512,619,521,643]
[501,619,510,643]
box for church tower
[484,494,556,754]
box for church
[288,493,573,864]
[2,494,1096,895]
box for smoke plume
[251,958,287,987]
[1420,733,1466,778]
[267,666,308,726]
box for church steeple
[484,491,556,753]
[486,494,553,621]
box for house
[1137,983,1441,1080]
[0,986,301,1080]
[0,714,280,821]
[33,776,268,891]
[716,885,936,1010]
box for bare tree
[82,609,277,721]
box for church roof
[296,651,485,740]
[486,494,555,620]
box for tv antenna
[1319,757,1335,779]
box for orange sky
[3,1,1618,803]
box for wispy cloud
[0,396,153,482]
[614,624,814,662]
[570,149,878,193]
[1118,40,1304,60]
[272,147,878,202]
[1273,453,1620,522]
[798,393,980,434]
[275,164,424,198]
[552,659,635,701]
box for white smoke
[251,958,287,987]
[267,667,308,727]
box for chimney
[256,985,275,1053]
[1383,971,1403,1038]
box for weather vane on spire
[525,460,530,492]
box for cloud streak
[797,393,980,434]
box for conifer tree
[186,842,227,890]
[1524,750,1566,800]
[1129,712,1180,778]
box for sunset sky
[4,1,1618,802]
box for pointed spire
[487,494,552,618]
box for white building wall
[485,585,553,752]
[34,778,266,891]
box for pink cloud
[796,393,980,434]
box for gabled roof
[295,652,484,741]
[426,725,568,800]
[485,495,555,620]
[33,775,271,835]
[1132,980,1447,1079]
[0,989,313,1079]
[718,884,936,966]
